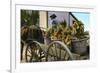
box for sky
[72,12,90,31]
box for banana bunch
[71,21,84,38]
[64,35,72,49]
[46,20,85,49]
[21,25,29,41]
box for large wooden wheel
[46,41,74,61]
[25,41,45,62]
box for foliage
[21,10,39,26]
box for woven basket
[71,38,89,55]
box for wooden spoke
[46,41,74,61]
[25,41,46,62]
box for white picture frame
[11,0,96,73]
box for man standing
[50,14,58,26]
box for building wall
[39,11,77,29]
[69,14,76,26]
[48,11,70,27]
[39,11,47,31]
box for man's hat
[50,14,57,19]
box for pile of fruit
[45,20,87,49]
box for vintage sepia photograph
[20,10,90,63]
